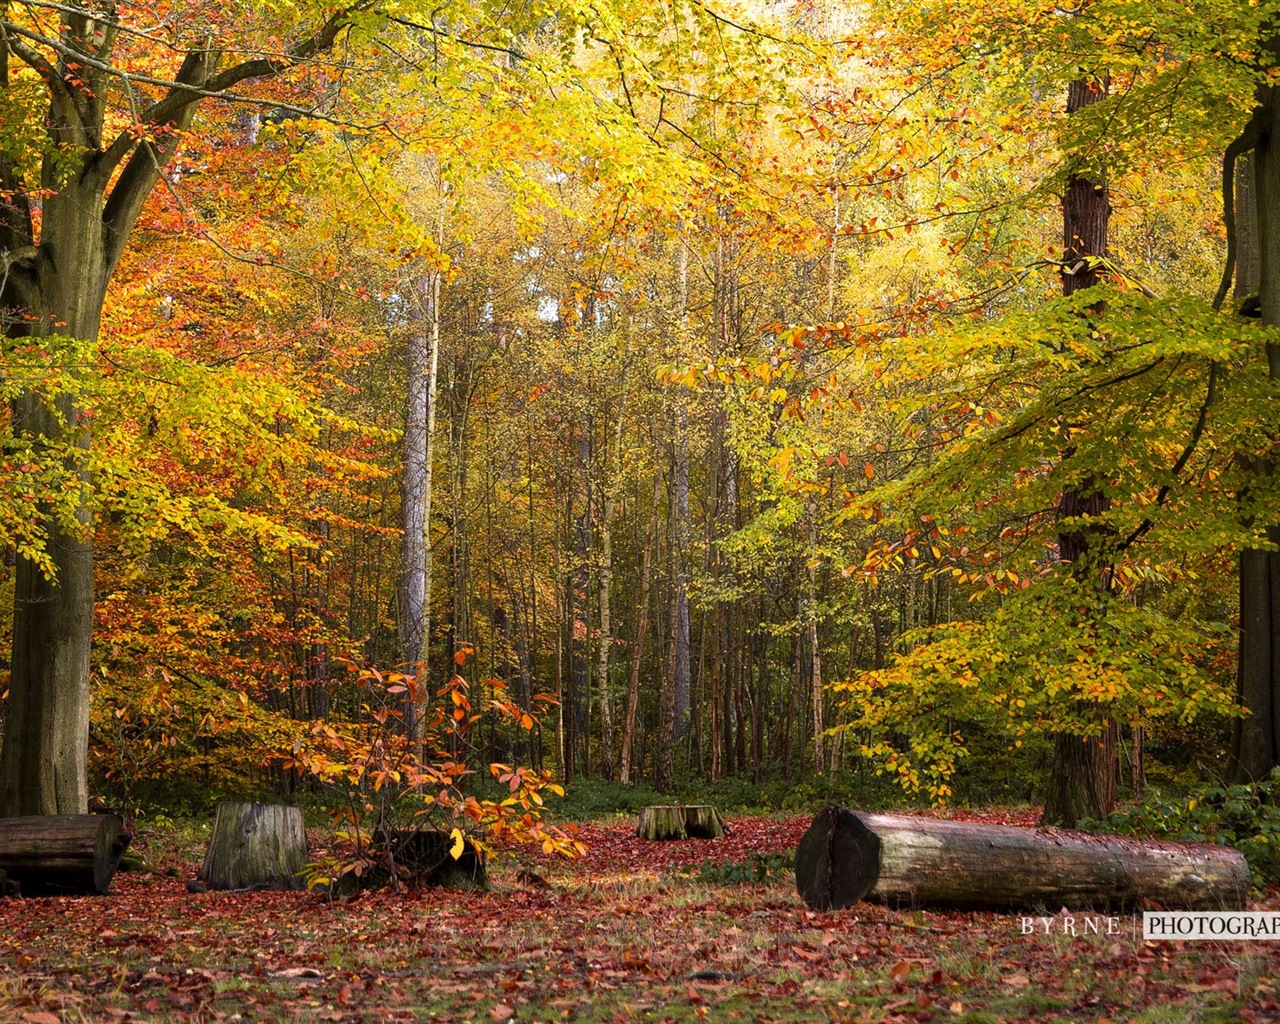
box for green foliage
[1083,770,1280,887]
[553,771,904,819]
[89,668,305,817]
[552,778,671,819]
[684,850,794,886]
[831,574,1238,804]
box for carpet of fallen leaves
[2,810,1279,1023]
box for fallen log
[0,814,131,895]
[198,802,308,891]
[795,807,1249,912]
[637,805,726,841]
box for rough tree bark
[636,804,726,841]
[595,384,628,779]
[1233,74,1280,781]
[198,802,308,891]
[398,196,446,740]
[1042,74,1118,828]
[620,474,660,784]
[796,808,1248,912]
[0,3,358,817]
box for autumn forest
[2,0,1277,830]
[8,0,1280,1020]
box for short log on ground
[198,802,307,891]
[795,807,1250,912]
[0,814,131,895]
[637,805,726,841]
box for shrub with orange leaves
[283,647,585,891]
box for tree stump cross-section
[636,805,726,841]
[795,807,1250,912]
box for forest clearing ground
[0,813,1277,1023]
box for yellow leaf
[449,827,465,860]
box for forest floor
[1,810,1278,1023]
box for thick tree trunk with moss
[0,2,349,817]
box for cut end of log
[794,807,880,911]
[636,805,726,841]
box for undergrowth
[1083,769,1280,887]
[677,850,796,886]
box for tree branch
[98,2,380,272]
[99,46,220,278]
[1112,361,1219,559]
[0,18,75,113]
[1214,119,1261,313]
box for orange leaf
[864,461,875,480]
[890,960,911,983]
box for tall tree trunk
[672,244,693,746]
[1042,74,1118,828]
[620,475,661,785]
[1234,84,1280,780]
[398,262,442,734]
[807,507,825,772]
[0,2,350,816]
[0,18,212,815]
[571,420,592,776]
[595,391,627,780]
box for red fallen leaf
[337,984,353,1005]
[686,985,703,1004]
[490,1004,515,1021]
[1003,972,1031,987]
[889,960,911,983]
[24,1014,61,1024]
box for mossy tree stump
[637,805,726,840]
[198,802,308,891]
[377,828,489,890]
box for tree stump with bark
[375,828,489,890]
[637,805,726,840]
[0,814,131,895]
[198,802,307,891]
[795,807,1250,912]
